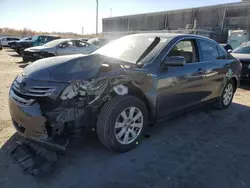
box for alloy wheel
[114,107,143,145]
[223,83,233,106]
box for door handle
[224,63,230,68]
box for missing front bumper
[9,95,68,152]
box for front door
[156,39,209,120]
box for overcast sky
[0,0,240,34]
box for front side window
[168,40,198,63]
[233,45,250,54]
[199,40,219,61]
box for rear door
[57,41,77,56]
[197,39,230,99]
[156,39,209,120]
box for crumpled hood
[23,53,134,82]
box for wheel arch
[124,84,155,123]
[231,76,238,91]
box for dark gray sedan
[9,33,241,154]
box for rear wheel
[214,80,235,109]
[96,95,148,152]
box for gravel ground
[0,48,250,188]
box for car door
[156,39,209,120]
[57,41,77,56]
[74,40,96,54]
[197,39,233,99]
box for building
[102,1,250,42]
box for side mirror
[228,49,232,53]
[162,56,186,67]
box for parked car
[88,38,109,48]
[0,37,20,47]
[231,41,250,80]
[14,35,60,55]
[9,37,32,49]
[9,33,241,153]
[22,39,98,62]
[227,29,249,50]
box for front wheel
[214,80,235,109]
[96,95,148,152]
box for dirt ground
[0,48,250,188]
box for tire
[214,80,235,109]
[19,48,24,55]
[96,95,148,152]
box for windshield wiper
[136,36,161,64]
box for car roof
[127,33,217,44]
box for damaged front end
[9,53,153,174]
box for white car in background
[0,36,20,46]
[22,39,99,62]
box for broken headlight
[60,78,108,101]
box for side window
[47,37,55,42]
[217,46,227,59]
[42,37,49,43]
[59,41,74,48]
[75,41,89,48]
[168,40,198,63]
[199,40,219,61]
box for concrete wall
[102,2,250,38]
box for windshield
[233,44,250,54]
[43,39,68,47]
[94,35,171,64]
